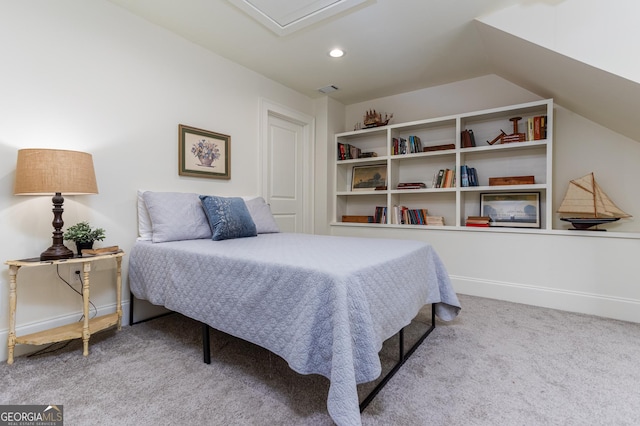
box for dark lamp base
[40,192,74,261]
[40,244,74,261]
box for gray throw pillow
[142,192,212,243]
[244,197,280,234]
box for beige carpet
[2,294,640,425]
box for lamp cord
[26,265,98,358]
[55,265,98,320]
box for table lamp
[14,149,99,261]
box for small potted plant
[63,221,106,256]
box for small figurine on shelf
[501,117,527,143]
[486,117,526,145]
[363,110,393,128]
[487,130,506,145]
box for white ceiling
[106,0,527,104]
[106,0,640,142]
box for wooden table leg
[116,256,122,330]
[7,265,19,365]
[82,261,91,356]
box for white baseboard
[0,301,131,363]
[452,275,640,324]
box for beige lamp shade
[14,149,98,195]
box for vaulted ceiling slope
[107,0,640,142]
[476,20,640,143]
[476,1,640,143]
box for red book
[534,116,542,140]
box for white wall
[332,75,640,323]
[0,0,314,361]
[314,96,346,235]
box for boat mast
[591,173,598,218]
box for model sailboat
[558,172,632,230]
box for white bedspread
[129,233,460,425]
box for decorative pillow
[244,197,280,234]
[137,190,153,241]
[142,191,212,243]
[199,195,257,241]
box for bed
[129,191,461,426]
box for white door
[262,101,314,233]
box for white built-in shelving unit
[333,99,553,231]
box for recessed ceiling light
[329,48,345,58]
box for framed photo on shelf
[351,164,387,191]
[178,124,230,179]
[480,192,541,228]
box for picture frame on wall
[480,192,541,228]
[178,124,230,179]
[351,164,387,191]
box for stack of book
[460,165,479,187]
[392,206,429,225]
[342,215,374,223]
[337,143,361,160]
[338,143,377,160]
[461,129,476,148]
[423,143,455,152]
[426,216,445,226]
[374,206,387,224]
[392,135,423,155]
[432,169,456,188]
[397,182,427,190]
[526,115,548,141]
[466,216,491,227]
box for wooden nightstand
[5,250,125,364]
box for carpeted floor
[2,294,640,425]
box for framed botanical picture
[480,192,541,228]
[351,164,387,191]
[178,124,230,179]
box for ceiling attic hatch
[228,0,367,36]
[318,85,339,94]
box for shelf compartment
[336,193,388,223]
[460,101,549,147]
[337,128,388,159]
[460,189,548,230]
[15,312,119,346]
[389,191,456,227]
[336,160,388,193]
[460,147,548,187]
[390,155,456,190]
[390,118,456,153]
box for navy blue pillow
[199,195,257,241]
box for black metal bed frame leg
[129,291,212,364]
[129,291,135,326]
[129,291,176,325]
[202,323,211,364]
[359,303,436,412]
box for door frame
[259,98,315,234]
